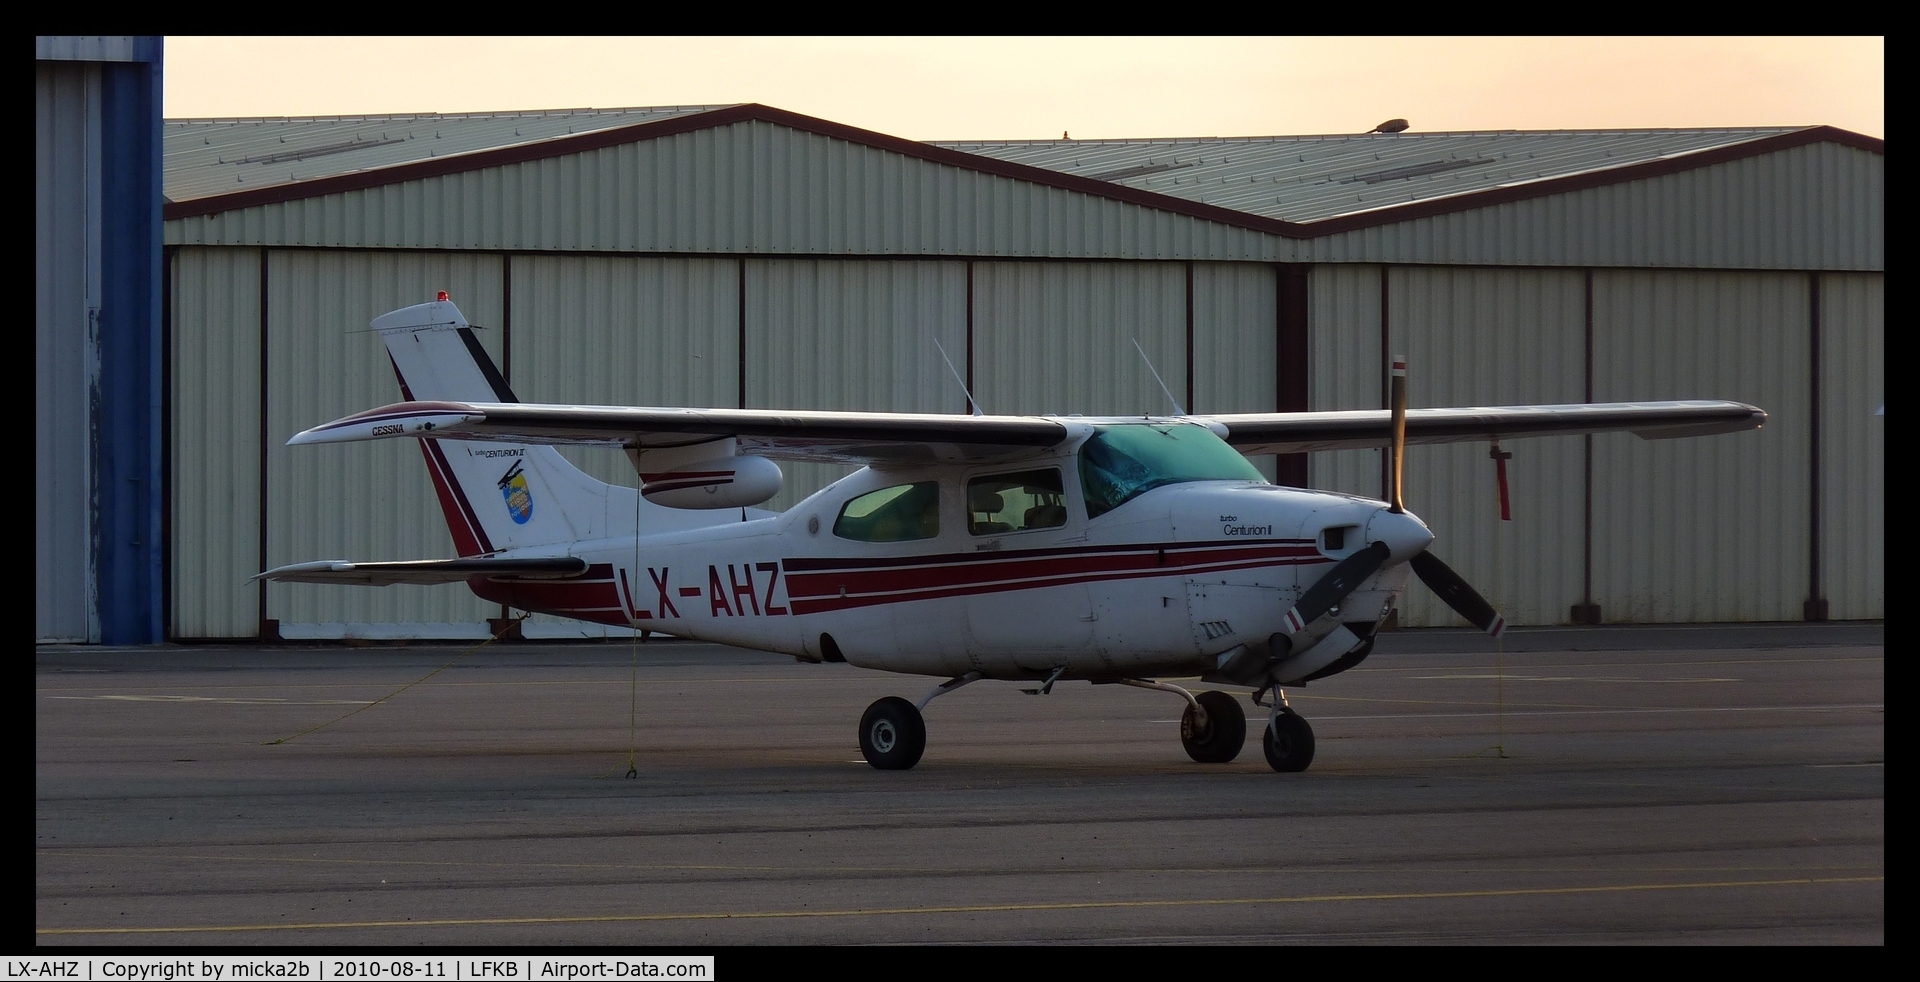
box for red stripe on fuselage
[785,541,1316,596]
[467,564,623,624]
[783,540,1325,615]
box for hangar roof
[162,104,1881,245]
[940,128,1809,224]
[164,106,721,204]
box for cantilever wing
[256,557,590,586]
[286,400,1072,465]
[1199,401,1766,455]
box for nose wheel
[1262,709,1315,772]
[1251,684,1316,772]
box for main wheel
[859,696,927,770]
[1180,690,1247,763]
[1263,711,1315,772]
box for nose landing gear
[1253,685,1315,772]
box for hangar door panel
[1386,267,1586,629]
[746,259,969,512]
[263,250,505,638]
[170,247,262,638]
[1819,273,1882,620]
[973,262,1185,419]
[1592,270,1809,623]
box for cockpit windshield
[1078,423,1267,518]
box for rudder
[373,296,645,555]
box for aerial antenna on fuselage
[1132,339,1186,416]
[932,336,984,416]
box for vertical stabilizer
[371,297,732,555]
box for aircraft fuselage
[470,454,1430,685]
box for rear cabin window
[967,469,1067,535]
[833,482,940,542]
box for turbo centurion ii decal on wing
[260,295,1767,774]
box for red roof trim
[164,108,1884,238]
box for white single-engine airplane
[262,296,1766,772]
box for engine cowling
[640,455,782,509]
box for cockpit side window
[833,481,940,542]
[967,469,1067,536]
[1080,423,1267,519]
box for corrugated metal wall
[1387,268,1587,628]
[164,121,1277,263]
[1310,265,1855,626]
[1191,262,1279,480]
[1307,264,1385,502]
[512,255,740,487]
[1591,270,1810,622]
[1820,273,1884,620]
[261,251,506,638]
[746,259,970,510]
[167,251,1882,636]
[1299,142,1884,271]
[973,262,1186,417]
[169,247,260,638]
[36,61,99,643]
[1307,265,1588,627]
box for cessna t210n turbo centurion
[261,296,1766,772]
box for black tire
[859,697,926,770]
[1179,690,1247,763]
[1263,711,1316,772]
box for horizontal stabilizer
[256,556,588,586]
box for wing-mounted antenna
[1133,339,1186,416]
[932,336,984,416]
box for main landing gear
[1114,682,1247,763]
[858,672,981,770]
[858,697,926,770]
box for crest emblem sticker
[499,460,534,524]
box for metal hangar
[154,104,1882,640]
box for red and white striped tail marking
[1486,613,1507,638]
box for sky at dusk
[163,36,1884,141]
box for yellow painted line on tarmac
[44,695,375,705]
[1357,655,1882,674]
[37,875,1883,936]
[1401,675,1742,682]
[36,677,866,695]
